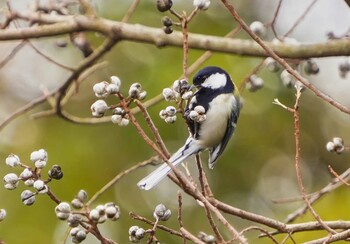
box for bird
[137,66,240,190]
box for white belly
[197,94,235,147]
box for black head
[192,66,234,93]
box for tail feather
[137,138,201,190]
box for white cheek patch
[201,73,227,89]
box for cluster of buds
[326,137,345,154]
[111,107,130,126]
[93,76,121,98]
[128,226,146,243]
[3,150,63,206]
[193,0,211,10]
[162,16,173,34]
[55,190,120,243]
[91,76,147,127]
[129,204,171,243]
[246,74,264,92]
[128,83,147,100]
[159,106,177,124]
[188,105,206,123]
[153,203,171,221]
[162,79,192,102]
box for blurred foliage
[0,0,350,243]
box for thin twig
[221,0,350,115]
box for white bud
[70,227,80,236]
[280,69,295,88]
[93,81,109,98]
[118,118,130,127]
[159,109,167,119]
[56,202,71,214]
[0,209,6,222]
[264,57,280,72]
[3,173,19,184]
[24,179,35,186]
[4,183,18,190]
[20,168,33,180]
[111,114,123,124]
[71,198,84,209]
[75,230,87,242]
[33,180,45,192]
[106,83,120,94]
[89,209,100,221]
[77,189,88,202]
[181,91,193,100]
[153,204,171,221]
[249,21,266,37]
[91,100,109,117]
[21,190,36,205]
[162,88,177,101]
[189,110,199,120]
[333,137,344,147]
[35,160,47,169]
[110,76,122,86]
[30,149,48,163]
[137,91,147,100]
[326,141,335,153]
[194,105,205,114]
[113,107,124,115]
[129,226,139,236]
[165,106,177,116]
[135,228,145,239]
[165,116,176,124]
[172,79,189,93]
[193,0,210,10]
[129,83,142,97]
[246,75,264,92]
[196,114,207,123]
[5,154,20,167]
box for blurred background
[0,0,350,243]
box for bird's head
[192,66,234,93]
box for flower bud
[3,173,19,185]
[153,203,171,221]
[193,0,210,10]
[77,189,88,202]
[5,154,20,167]
[110,76,122,86]
[0,209,6,222]
[21,190,36,206]
[162,88,177,101]
[249,21,266,37]
[91,100,109,117]
[48,165,63,180]
[20,168,33,180]
[156,0,173,12]
[93,81,109,98]
[30,149,48,163]
[165,106,177,116]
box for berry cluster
[129,204,172,243]
[91,76,147,126]
[55,190,120,243]
[3,149,63,206]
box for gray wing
[208,98,239,169]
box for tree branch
[0,11,349,59]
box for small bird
[137,66,240,190]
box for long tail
[137,137,201,190]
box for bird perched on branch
[138,66,240,190]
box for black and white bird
[137,66,240,190]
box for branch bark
[1,11,349,59]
